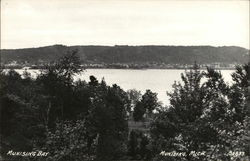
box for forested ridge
[0,52,249,161]
[1,45,249,65]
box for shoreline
[1,66,236,70]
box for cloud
[1,0,249,49]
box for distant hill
[1,45,249,67]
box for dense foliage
[0,52,249,161]
[0,52,132,161]
[150,63,250,161]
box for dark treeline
[0,52,249,161]
[1,45,249,65]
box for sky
[1,0,249,49]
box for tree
[36,51,83,125]
[55,50,83,86]
[132,89,159,121]
[167,65,205,123]
[89,75,98,86]
[127,89,142,109]
[133,101,146,121]
[141,90,159,114]
[229,63,250,122]
[87,82,129,161]
[151,66,218,160]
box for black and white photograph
[0,0,249,161]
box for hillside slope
[1,45,249,65]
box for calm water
[15,69,234,106]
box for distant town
[2,61,241,70]
[1,45,248,70]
